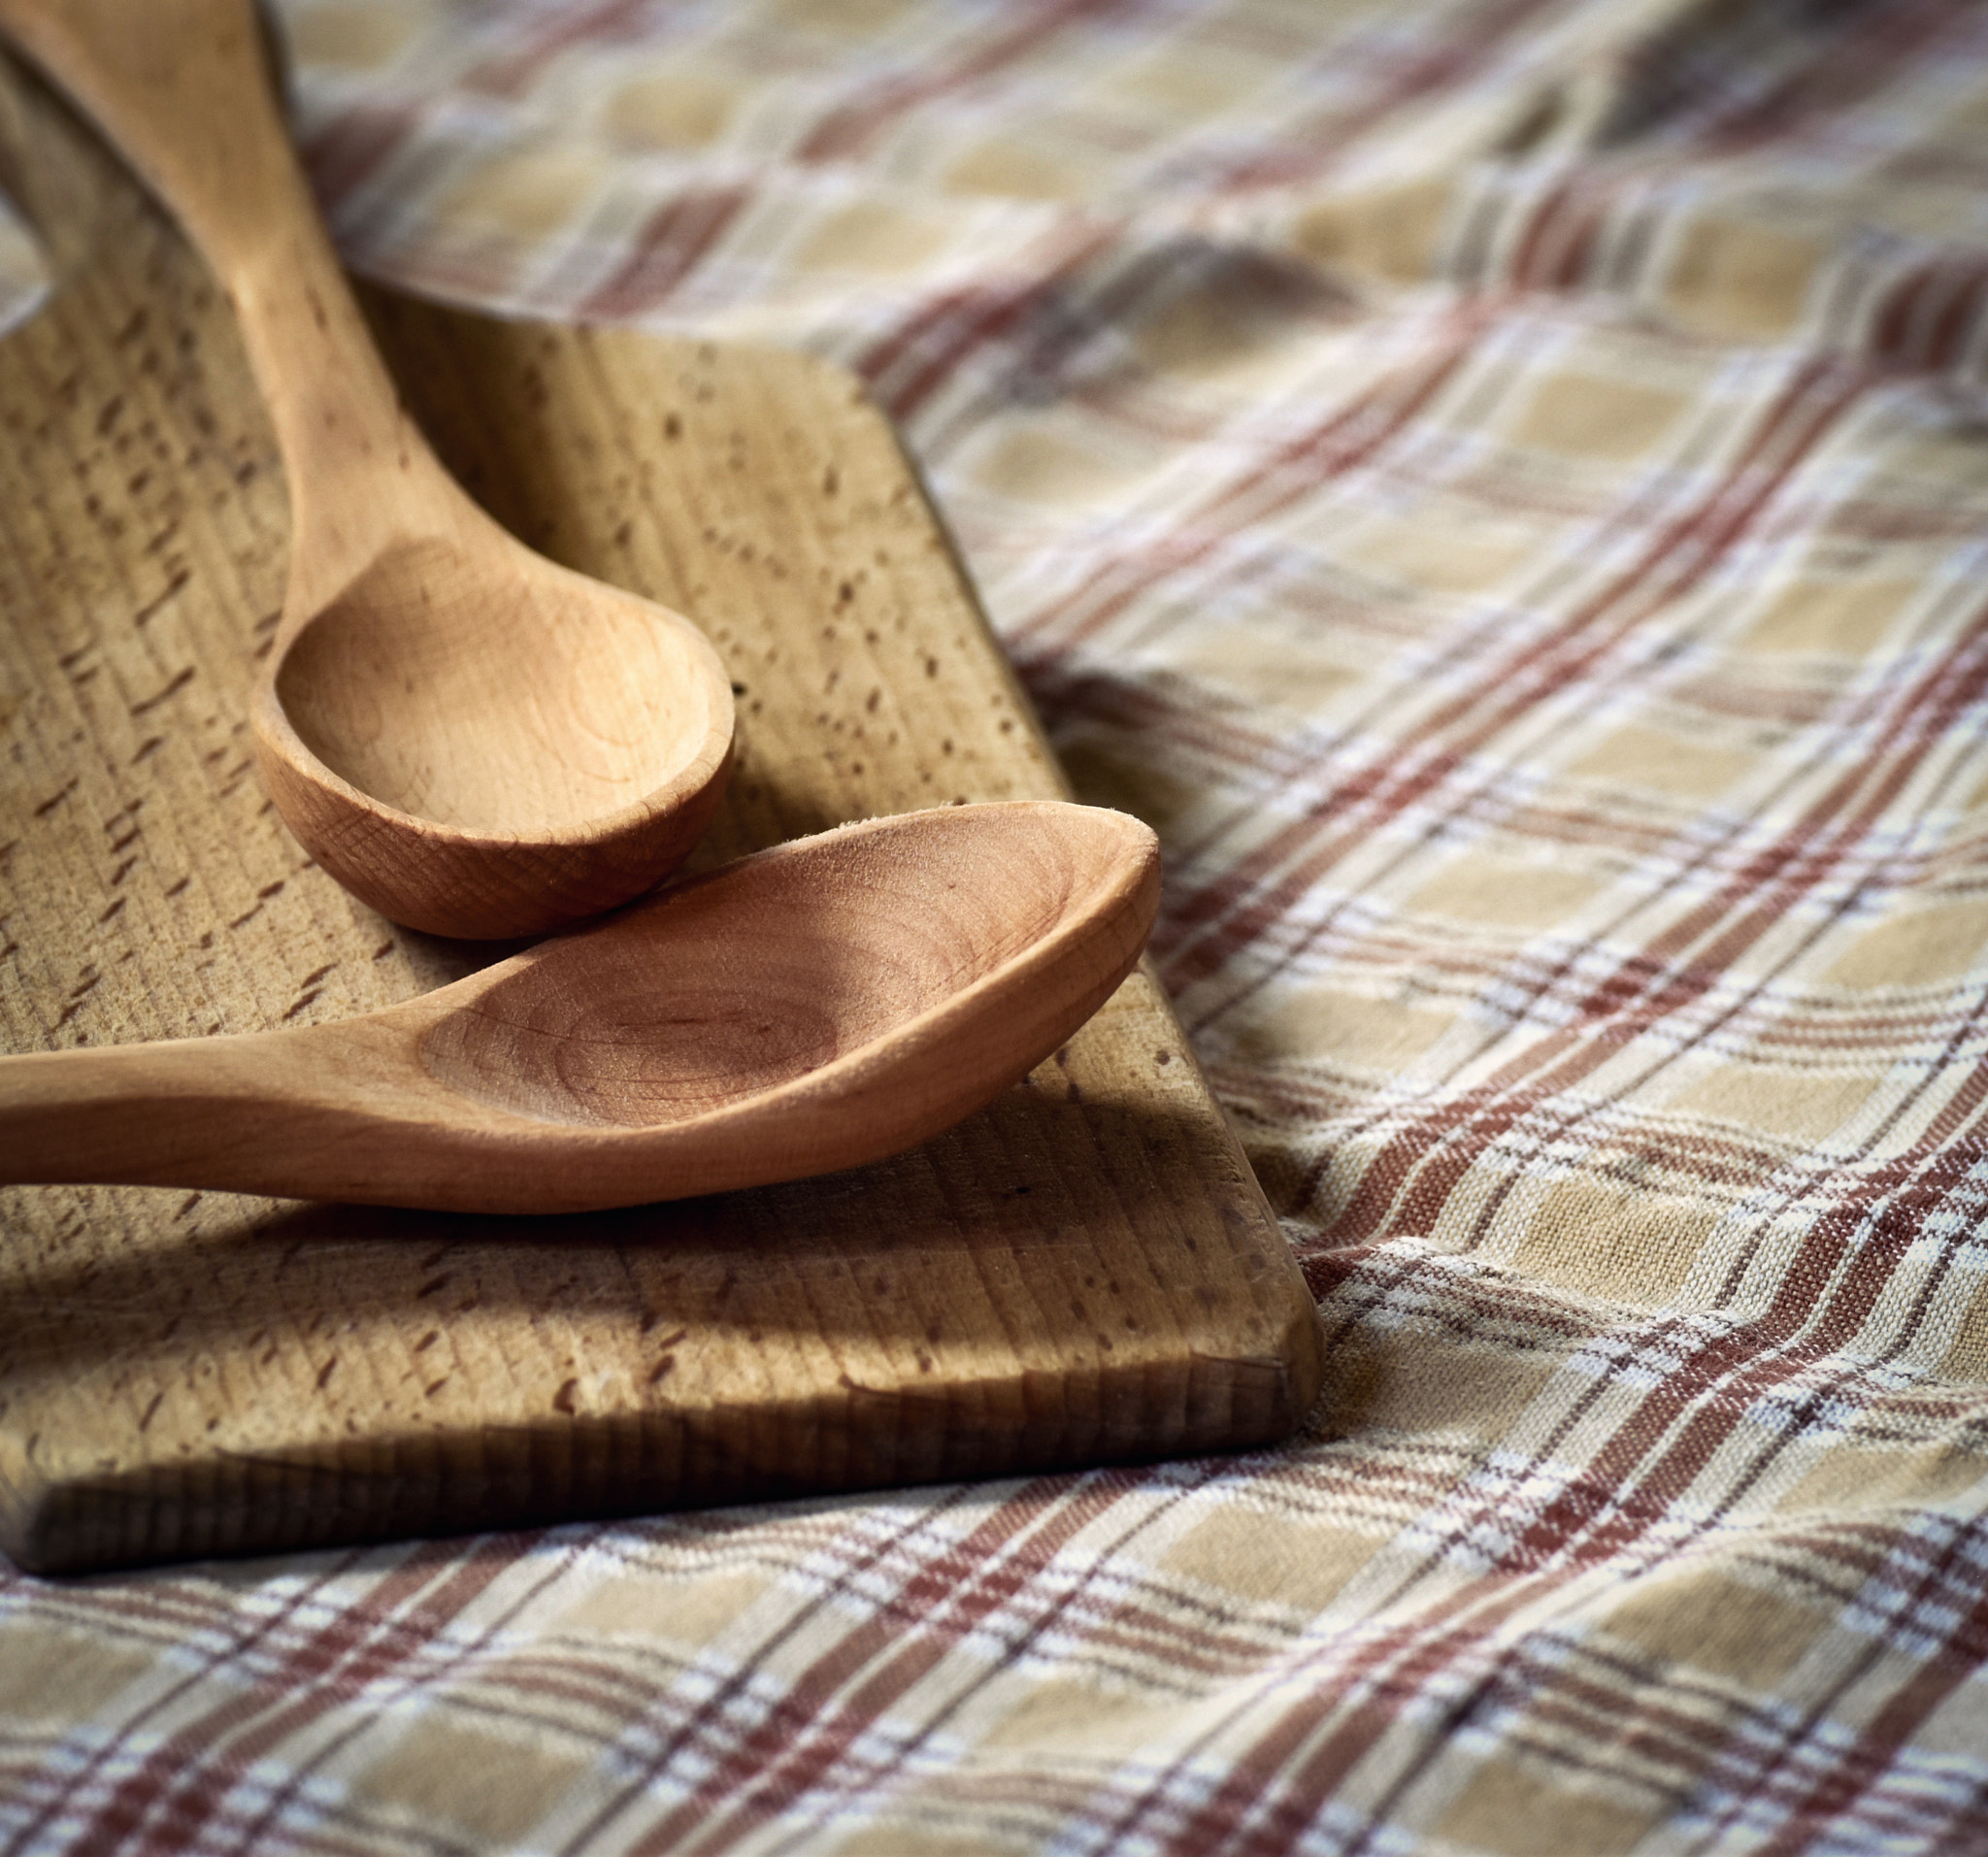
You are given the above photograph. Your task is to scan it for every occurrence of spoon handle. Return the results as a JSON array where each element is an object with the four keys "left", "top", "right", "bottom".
[
  {"left": 0, "top": 1025, "right": 398, "bottom": 1200},
  {"left": 0, "top": 0, "right": 457, "bottom": 606}
]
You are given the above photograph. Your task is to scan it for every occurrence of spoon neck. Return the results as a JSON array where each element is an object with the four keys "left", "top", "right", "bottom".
[
  {"left": 0, "top": 0, "right": 462, "bottom": 588},
  {"left": 0, "top": 1033, "right": 288, "bottom": 1193},
  {"left": 233, "top": 224, "right": 462, "bottom": 546},
  {"left": 0, "top": 1022, "right": 429, "bottom": 1198},
  {"left": 245, "top": 268, "right": 469, "bottom": 621}
]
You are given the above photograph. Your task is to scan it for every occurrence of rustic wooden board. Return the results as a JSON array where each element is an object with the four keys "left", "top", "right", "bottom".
[{"left": 0, "top": 72, "right": 1323, "bottom": 1574}]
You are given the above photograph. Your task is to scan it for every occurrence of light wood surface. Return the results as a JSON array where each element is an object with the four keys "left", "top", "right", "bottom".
[
  {"left": 0, "top": 805, "right": 1161, "bottom": 1211},
  {"left": 0, "top": 62, "right": 1324, "bottom": 1574},
  {"left": 0, "top": 0, "right": 736, "bottom": 939}
]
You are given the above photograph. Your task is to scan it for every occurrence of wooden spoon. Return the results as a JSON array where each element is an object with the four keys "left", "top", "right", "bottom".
[
  {"left": 0, "top": 0, "right": 735, "bottom": 939},
  {"left": 0, "top": 804, "right": 1160, "bottom": 1213}
]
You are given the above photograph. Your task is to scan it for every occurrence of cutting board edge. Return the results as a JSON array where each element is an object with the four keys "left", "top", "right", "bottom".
[{"left": 2, "top": 1309, "right": 1326, "bottom": 1575}]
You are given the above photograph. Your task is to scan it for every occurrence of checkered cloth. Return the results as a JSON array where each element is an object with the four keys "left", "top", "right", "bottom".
[{"left": 9, "top": 0, "right": 1988, "bottom": 1849}]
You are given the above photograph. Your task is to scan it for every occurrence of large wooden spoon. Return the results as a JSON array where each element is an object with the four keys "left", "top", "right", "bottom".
[
  {"left": 0, "top": 0, "right": 734, "bottom": 939},
  {"left": 0, "top": 804, "right": 1159, "bottom": 1213}
]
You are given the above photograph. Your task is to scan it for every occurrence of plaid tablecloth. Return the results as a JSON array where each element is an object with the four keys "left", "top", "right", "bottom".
[{"left": 9, "top": 0, "right": 1988, "bottom": 1850}]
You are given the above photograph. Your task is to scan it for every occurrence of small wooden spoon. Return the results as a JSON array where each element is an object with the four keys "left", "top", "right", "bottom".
[
  {"left": 0, "top": 0, "right": 734, "bottom": 939},
  {"left": 0, "top": 804, "right": 1160, "bottom": 1213}
]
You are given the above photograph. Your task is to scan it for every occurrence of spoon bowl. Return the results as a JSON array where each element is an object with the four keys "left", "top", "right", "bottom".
[
  {"left": 0, "top": 805, "right": 1161, "bottom": 1213},
  {"left": 254, "top": 526, "right": 733, "bottom": 935},
  {"left": 0, "top": 0, "right": 735, "bottom": 937}
]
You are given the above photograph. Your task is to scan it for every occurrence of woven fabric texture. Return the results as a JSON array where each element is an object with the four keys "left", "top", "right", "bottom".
[{"left": 8, "top": 0, "right": 1988, "bottom": 1850}]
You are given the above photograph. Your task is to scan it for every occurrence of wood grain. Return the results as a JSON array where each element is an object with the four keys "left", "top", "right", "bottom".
[
  {"left": 0, "top": 0, "right": 737, "bottom": 941},
  {"left": 0, "top": 68, "right": 1324, "bottom": 1574}
]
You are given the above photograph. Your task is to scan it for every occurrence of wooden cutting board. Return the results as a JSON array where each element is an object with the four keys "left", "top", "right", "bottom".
[{"left": 0, "top": 70, "right": 1323, "bottom": 1574}]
